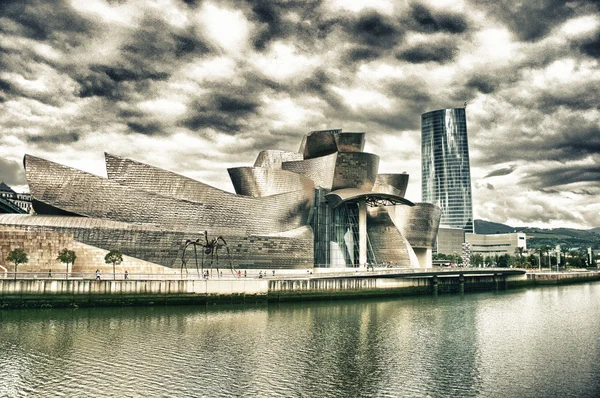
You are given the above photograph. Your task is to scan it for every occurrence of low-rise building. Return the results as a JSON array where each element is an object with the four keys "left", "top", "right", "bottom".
[
  {"left": 465, "top": 232, "right": 526, "bottom": 257},
  {"left": 0, "top": 182, "right": 32, "bottom": 213},
  {"left": 435, "top": 225, "right": 465, "bottom": 255}
]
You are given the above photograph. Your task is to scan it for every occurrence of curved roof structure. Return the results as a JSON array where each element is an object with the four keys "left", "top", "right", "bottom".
[
  {"left": 373, "top": 174, "right": 409, "bottom": 198},
  {"left": 228, "top": 167, "right": 314, "bottom": 197},
  {"left": 331, "top": 152, "right": 379, "bottom": 191},
  {"left": 388, "top": 203, "right": 442, "bottom": 249},
  {"left": 325, "top": 188, "right": 414, "bottom": 208},
  {"left": 253, "top": 150, "right": 303, "bottom": 169},
  {"left": 335, "top": 132, "right": 365, "bottom": 152}
]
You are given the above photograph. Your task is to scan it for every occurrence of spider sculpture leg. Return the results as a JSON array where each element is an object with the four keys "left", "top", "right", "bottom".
[
  {"left": 225, "top": 246, "right": 235, "bottom": 275},
  {"left": 215, "top": 245, "right": 219, "bottom": 275},
  {"left": 181, "top": 241, "right": 191, "bottom": 277},
  {"left": 193, "top": 244, "right": 200, "bottom": 277}
]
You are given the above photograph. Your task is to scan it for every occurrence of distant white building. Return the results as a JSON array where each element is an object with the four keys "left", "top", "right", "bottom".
[{"left": 465, "top": 232, "right": 526, "bottom": 256}]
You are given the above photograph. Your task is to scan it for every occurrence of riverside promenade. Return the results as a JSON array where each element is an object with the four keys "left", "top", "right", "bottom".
[
  {"left": 0, "top": 268, "right": 597, "bottom": 309},
  {"left": 0, "top": 267, "right": 524, "bottom": 309}
]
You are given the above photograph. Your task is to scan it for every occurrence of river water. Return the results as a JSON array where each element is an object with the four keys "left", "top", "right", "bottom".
[{"left": 1, "top": 283, "right": 599, "bottom": 398}]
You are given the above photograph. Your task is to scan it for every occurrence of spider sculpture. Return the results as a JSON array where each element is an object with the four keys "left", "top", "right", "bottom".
[{"left": 180, "top": 231, "right": 235, "bottom": 277}]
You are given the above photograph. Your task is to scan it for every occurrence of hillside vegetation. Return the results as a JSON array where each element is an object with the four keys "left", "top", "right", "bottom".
[{"left": 474, "top": 220, "right": 600, "bottom": 250}]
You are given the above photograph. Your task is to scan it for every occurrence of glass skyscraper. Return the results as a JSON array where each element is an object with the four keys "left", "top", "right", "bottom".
[{"left": 421, "top": 108, "right": 474, "bottom": 233}]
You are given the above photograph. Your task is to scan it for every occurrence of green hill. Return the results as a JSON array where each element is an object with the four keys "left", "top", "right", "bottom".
[
  {"left": 474, "top": 220, "right": 600, "bottom": 250},
  {"left": 474, "top": 220, "right": 515, "bottom": 234}
]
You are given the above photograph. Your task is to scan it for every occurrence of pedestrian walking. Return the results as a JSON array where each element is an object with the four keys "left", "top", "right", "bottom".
[
  {"left": 48, "top": 269, "right": 52, "bottom": 278},
  {"left": 124, "top": 270, "right": 129, "bottom": 280},
  {"left": 95, "top": 269, "right": 101, "bottom": 280}
]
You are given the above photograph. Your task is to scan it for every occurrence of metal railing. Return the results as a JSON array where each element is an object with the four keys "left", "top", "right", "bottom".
[{"left": 0, "top": 270, "right": 280, "bottom": 281}]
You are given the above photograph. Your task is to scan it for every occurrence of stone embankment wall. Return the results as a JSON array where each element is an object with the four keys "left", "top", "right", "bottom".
[
  {"left": 527, "top": 272, "right": 600, "bottom": 285},
  {"left": 0, "top": 279, "right": 268, "bottom": 308},
  {"left": 0, "top": 272, "right": 530, "bottom": 309}
]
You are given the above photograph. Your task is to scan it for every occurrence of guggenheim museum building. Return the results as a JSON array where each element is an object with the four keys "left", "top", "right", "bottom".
[{"left": 0, "top": 130, "right": 442, "bottom": 273}]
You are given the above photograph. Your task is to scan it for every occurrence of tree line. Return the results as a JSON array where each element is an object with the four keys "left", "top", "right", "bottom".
[
  {"left": 434, "top": 245, "right": 594, "bottom": 268},
  {"left": 5, "top": 248, "right": 124, "bottom": 279}
]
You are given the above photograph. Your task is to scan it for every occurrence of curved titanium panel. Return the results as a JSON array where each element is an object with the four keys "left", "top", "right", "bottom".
[
  {"left": 421, "top": 108, "right": 473, "bottom": 233},
  {"left": 388, "top": 202, "right": 442, "bottom": 249},
  {"left": 253, "top": 150, "right": 303, "bottom": 169},
  {"left": 325, "top": 188, "right": 414, "bottom": 208},
  {"left": 302, "top": 130, "right": 339, "bottom": 159},
  {"left": 373, "top": 174, "right": 409, "bottom": 198},
  {"left": 282, "top": 152, "right": 337, "bottom": 189},
  {"left": 105, "top": 153, "right": 233, "bottom": 202},
  {"left": 26, "top": 154, "right": 313, "bottom": 236},
  {"left": 332, "top": 152, "right": 380, "bottom": 191},
  {"left": 366, "top": 206, "right": 419, "bottom": 267},
  {"left": 228, "top": 167, "right": 314, "bottom": 197},
  {"left": 335, "top": 132, "right": 365, "bottom": 152}
]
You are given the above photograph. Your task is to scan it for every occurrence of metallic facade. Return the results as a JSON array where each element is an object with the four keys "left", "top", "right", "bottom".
[
  {"left": 2, "top": 129, "right": 442, "bottom": 271},
  {"left": 373, "top": 173, "right": 409, "bottom": 198},
  {"left": 421, "top": 108, "right": 474, "bottom": 233}
]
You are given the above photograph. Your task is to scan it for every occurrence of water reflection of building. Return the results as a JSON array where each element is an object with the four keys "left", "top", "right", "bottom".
[
  {"left": 0, "top": 130, "right": 442, "bottom": 273},
  {"left": 421, "top": 108, "right": 474, "bottom": 233}
]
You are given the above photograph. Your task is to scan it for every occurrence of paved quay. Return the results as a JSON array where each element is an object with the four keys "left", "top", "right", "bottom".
[{"left": 0, "top": 267, "right": 533, "bottom": 309}]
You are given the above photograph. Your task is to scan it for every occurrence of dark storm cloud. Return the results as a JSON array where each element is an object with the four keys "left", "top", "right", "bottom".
[
  {"left": 467, "top": 76, "right": 499, "bottom": 95},
  {"left": 408, "top": 4, "right": 469, "bottom": 34},
  {"left": 345, "top": 46, "right": 381, "bottom": 62},
  {"left": 28, "top": 132, "right": 80, "bottom": 145},
  {"left": 70, "top": 15, "right": 210, "bottom": 100},
  {"left": 485, "top": 166, "right": 516, "bottom": 178},
  {"left": 476, "top": 0, "right": 598, "bottom": 42},
  {"left": 250, "top": 0, "right": 286, "bottom": 50},
  {"left": 182, "top": 94, "right": 262, "bottom": 134},
  {"left": 544, "top": 188, "right": 599, "bottom": 196},
  {"left": 93, "top": 66, "right": 169, "bottom": 83},
  {"left": 0, "top": 0, "right": 96, "bottom": 43},
  {"left": 543, "top": 124, "right": 600, "bottom": 161},
  {"left": 396, "top": 41, "right": 458, "bottom": 64},
  {"left": 578, "top": 32, "right": 600, "bottom": 58},
  {"left": 539, "top": 188, "right": 561, "bottom": 194},
  {"left": 523, "top": 165, "right": 600, "bottom": 189},
  {"left": 288, "top": 69, "right": 347, "bottom": 112},
  {"left": 0, "top": 158, "right": 27, "bottom": 186},
  {"left": 126, "top": 122, "right": 163, "bottom": 136},
  {"left": 247, "top": 0, "right": 333, "bottom": 50},
  {"left": 0, "top": 79, "right": 14, "bottom": 95},
  {"left": 347, "top": 11, "right": 403, "bottom": 49},
  {"left": 477, "top": 116, "right": 600, "bottom": 167},
  {"left": 537, "top": 84, "right": 600, "bottom": 113},
  {"left": 122, "top": 17, "right": 210, "bottom": 62}
]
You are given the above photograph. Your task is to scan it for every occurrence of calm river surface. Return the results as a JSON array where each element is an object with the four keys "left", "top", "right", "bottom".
[{"left": 1, "top": 283, "right": 599, "bottom": 398}]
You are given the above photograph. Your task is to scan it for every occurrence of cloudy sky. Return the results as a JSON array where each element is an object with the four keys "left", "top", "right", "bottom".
[{"left": 0, "top": 0, "right": 599, "bottom": 229}]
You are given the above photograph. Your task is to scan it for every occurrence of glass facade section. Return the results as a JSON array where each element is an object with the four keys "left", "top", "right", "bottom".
[
  {"left": 421, "top": 108, "right": 474, "bottom": 233},
  {"left": 312, "top": 188, "right": 376, "bottom": 267}
]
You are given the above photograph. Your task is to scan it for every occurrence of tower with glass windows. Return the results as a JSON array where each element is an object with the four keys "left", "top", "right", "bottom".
[{"left": 421, "top": 108, "right": 474, "bottom": 233}]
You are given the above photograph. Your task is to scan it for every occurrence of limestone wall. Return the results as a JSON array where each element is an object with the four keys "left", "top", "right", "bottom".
[{"left": 0, "top": 229, "right": 173, "bottom": 275}]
